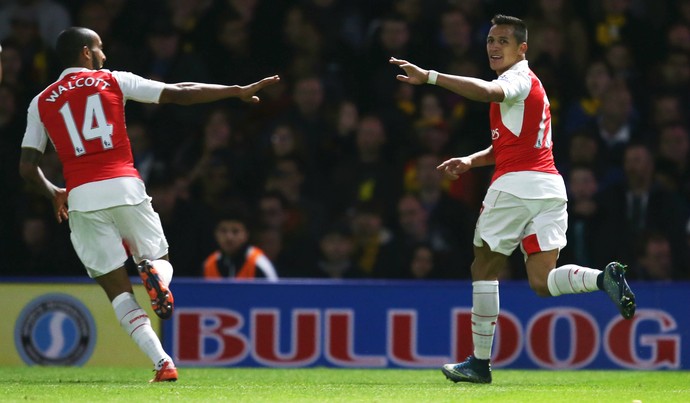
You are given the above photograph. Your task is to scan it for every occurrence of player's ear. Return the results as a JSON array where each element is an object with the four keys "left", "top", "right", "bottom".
[
  {"left": 519, "top": 42, "right": 528, "bottom": 56},
  {"left": 81, "top": 45, "right": 91, "bottom": 61}
]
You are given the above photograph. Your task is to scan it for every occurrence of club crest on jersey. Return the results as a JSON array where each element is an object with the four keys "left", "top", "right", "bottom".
[{"left": 491, "top": 128, "right": 500, "bottom": 140}]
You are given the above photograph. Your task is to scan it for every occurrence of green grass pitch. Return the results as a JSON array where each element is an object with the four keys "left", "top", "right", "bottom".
[{"left": 1, "top": 367, "right": 689, "bottom": 402}]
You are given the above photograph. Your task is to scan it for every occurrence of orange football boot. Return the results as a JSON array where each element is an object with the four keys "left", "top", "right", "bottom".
[
  {"left": 150, "top": 361, "right": 178, "bottom": 383},
  {"left": 137, "top": 259, "right": 174, "bottom": 320}
]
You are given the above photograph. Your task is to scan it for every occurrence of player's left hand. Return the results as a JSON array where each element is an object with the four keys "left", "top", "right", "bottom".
[
  {"left": 239, "top": 75, "right": 281, "bottom": 103},
  {"left": 389, "top": 57, "right": 428, "bottom": 85},
  {"left": 52, "top": 188, "right": 69, "bottom": 223},
  {"left": 437, "top": 157, "right": 472, "bottom": 180}
]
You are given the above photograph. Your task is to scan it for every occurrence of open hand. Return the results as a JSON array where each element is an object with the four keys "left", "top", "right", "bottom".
[
  {"left": 389, "top": 57, "right": 428, "bottom": 85},
  {"left": 239, "top": 75, "right": 281, "bottom": 103}
]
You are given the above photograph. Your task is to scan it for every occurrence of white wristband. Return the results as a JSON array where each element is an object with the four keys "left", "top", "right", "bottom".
[{"left": 427, "top": 70, "right": 438, "bottom": 85}]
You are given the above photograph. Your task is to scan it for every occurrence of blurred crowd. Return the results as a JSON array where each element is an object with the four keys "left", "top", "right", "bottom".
[{"left": 0, "top": 0, "right": 689, "bottom": 281}]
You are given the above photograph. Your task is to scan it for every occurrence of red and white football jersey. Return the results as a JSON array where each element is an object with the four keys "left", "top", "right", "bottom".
[
  {"left": 22, "top": 68, "right": 165, "bottom": 211},
  {"left": 488, "top": 60, "right": 566, "bottom": 200}
]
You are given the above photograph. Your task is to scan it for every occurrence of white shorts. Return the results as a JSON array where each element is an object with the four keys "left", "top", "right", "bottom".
[
  {"left": 68, "top": 198, "right": 169, "bottom": 278},
  {"left": 473, "top": 189, "right": 568, "bottom": 258}
]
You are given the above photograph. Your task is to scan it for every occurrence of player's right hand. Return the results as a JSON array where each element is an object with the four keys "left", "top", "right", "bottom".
[{"left": 389, "top": 57, "right": 427, "bottom": 85}]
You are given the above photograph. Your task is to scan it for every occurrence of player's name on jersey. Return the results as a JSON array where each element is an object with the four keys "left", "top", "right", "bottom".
[{"left": 44, "top": 76, "right": 111, "bottom": 103}]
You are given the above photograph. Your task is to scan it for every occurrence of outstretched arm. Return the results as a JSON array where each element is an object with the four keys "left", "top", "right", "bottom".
[
  {"left": 19, "top": 148, "right": 68, "bottom": 223},
  {"left": 389, "top": 57, "right": 504, "bottom": 103},
  {"left": 436, "top": 146, "right": 495, "bottom": 180},
  {"left": 158, "top": 75, "right": 280, "bottom": 105}
]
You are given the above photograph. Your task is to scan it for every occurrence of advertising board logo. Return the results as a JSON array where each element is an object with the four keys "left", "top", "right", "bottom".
[{"left": 14, "top": 294, "right": 96, "bottom": 366}]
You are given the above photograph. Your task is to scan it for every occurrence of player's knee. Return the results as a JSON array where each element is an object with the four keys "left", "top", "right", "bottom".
[{"left": 528, "top": 276, "right": 551, "bottom": 297}]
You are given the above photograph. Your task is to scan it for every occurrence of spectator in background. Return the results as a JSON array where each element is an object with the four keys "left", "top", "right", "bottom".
[
  {"left": 255, "top": 190, "right": 316, "bottom": 277},
  {"left": 527, "top": 23, "right": 579, "bottom": 132},
  {"left": 633, "top": 232, "right": 675, "bottom": 281},
  {"left": 433, "top": 7, "right": 484, "bottom": 73},
  {"left": 375, "top": 80, "right": 417, "bottom": 154},
  {"left": 524, "top": 0, "right": 589, "bottom": 74},
  {"left": 264, "top": 155, "right": 325, "bottom": 243},
  {"left": 394, "top": 193, "right": 468, "bottom": 278},
  {"left": 0, "top": 0, "right": 71, "bottom": 48},
  {"left": 162, "top": 0, "right": 215, "bottom": 53},
  {"left": 175, "top": 106, "right": 258, "bottom": 205},
  {"left": 363, "top": 13, "right": 424, "bottom": 111},
  {"left": 300, "top": 0, "right": 366, "bottom": 53},
  {"left": 256, "top": 123, "right": 316, "bottom": 196},
  {"left": 281, "top": 6, "right": 325, "bottom": 78},
  {"left": 0, "top": 42, "right": 43, "bottom": 106},
  {"left": 589, "top": 0, "right": 659, "bottom": 70},
  {"left": 276, "top": 75, "right": 336, "bottom": 188},
  {"left": 194, "top": 153, "right": 250, "bottom": 216},
  {"left": 598, "top": 143, "right": 689, "bottom": 275},
  {"left": 588, "top": 80, "right": 645, "bottom": 182},
  {"left": 395, "top": 193, "right": 430, "bottom": 247},
  {"left": 0, "top": 84, "right": 24, "bottom": 179},
  {"left": 664, "top": 21, "right": 690, "bottom": 54},
  {"left": 202, "top": 10, "right": 261, "bottom": 86},
  {"left": 414, "top": 153, "right": 474, "bottom": 262},
  {"left": 283, "top": 5, "right": 355, "bottom": 98},
  {"left": 328, "top": 115, "right": 402, "bottom": 222},
  {"left": 75, "top": 0, "right": 134, "bottom": 72},
  {"left": 18, "top": 208, "right": 82, "bottom": 276},
  {"left": 301, "top": 221, "right": 366, "bottom": 279},
  {"left": 128, "top": 121, "right": 166, "bottom": 184},
  {"left": 0, "top": 83, "right": 25, "bottom": 268},
  {"left": 1, "top": 7, "right": 57, "bottom": 89},
  {"left": 673, "top": 0, "right": 690, "bottom": 26},
  {"left": 401, "top": 242, "right": 446, "bottom": 279},
  {"left": 413, "top": 90, "right": 449, "bottom": 134},
  {"left": 403, "top": 121, "right": 450, "bottom": 172},
  {"left": 648, "top": 92, "right": 686, "bottom": 130},
  {"left": 328, "top": 99, "right": 359, "bottom": 163},
  {"left": 559, "top": 165, "right": 607, "bottom": 269},
  {"left": 349, "top": 201, "right": 399, "bottom": 278},
  {"left": 556, "top": 130, "right": 601, "bottom": 179},
  {"left": 135, "top": 18, "right": 211, "bottom": 155},
  {"left": 653, "top": 49, "right": 690, "bottom": 98},
  {"left": 654, "top": 122, "right": 690, "bottom": 205},
  {"left": 390, "top": 0, "right": 431, "bottom": 42},
  {"left": 203, "top": 209, "right": 278, "bottom": 281},
  {"left": 603, "top": 41, "right": 647, "bottom": 110},
  {"left": 253, "top": 226, "right": 285, "bottom": 275},
  {"left": 148, "top": 174, "right": 216, "bottom": 278},
  {"left": 563, "top": 59, "right": 613, "bottom": 137},
  {"left": 413, "top": 121, "right": 453, "bottom": 160}
]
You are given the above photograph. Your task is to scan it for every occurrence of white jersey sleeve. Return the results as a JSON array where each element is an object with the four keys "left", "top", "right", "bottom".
[
  {"left": 111, "top": 70, "right": 166, "bottom": 104},
  {"left": 21, "top": 96, "right": 49, "bottom": 152},
  {"left": 493, "top": 61, "right": 532, "bottom": 104}
]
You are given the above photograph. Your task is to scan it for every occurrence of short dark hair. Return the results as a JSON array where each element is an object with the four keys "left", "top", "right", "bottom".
[
  {"left": 55, "top": 27, "right": 96, "bottom": 67},
  {"left": 491, "top": 14, "right": 528, "bottom": 44},
  {"left": 214, "top": 208, "right": 250, "bottom": 230}
]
